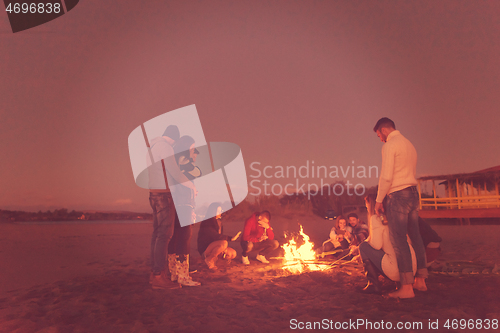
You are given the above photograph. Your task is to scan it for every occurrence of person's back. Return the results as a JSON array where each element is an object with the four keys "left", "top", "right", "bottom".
[
  {"left": 198, "top": 216, "right": 225, "bottom": 256},
  {"left": 379, "top": 132, "right": 417, "bottom": 195}
]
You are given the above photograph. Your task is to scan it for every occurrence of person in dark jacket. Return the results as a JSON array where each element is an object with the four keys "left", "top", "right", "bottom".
[
  {"left": 198, "top": 202, "right": 241, "bottom": 270},
  {"left": 418, "top": 217, "right": 442, "bottom": 266}
]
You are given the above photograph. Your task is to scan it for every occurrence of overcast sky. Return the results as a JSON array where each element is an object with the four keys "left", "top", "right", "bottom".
[{"left": 1, "top": 1, "right": 499, "bottom": 212}]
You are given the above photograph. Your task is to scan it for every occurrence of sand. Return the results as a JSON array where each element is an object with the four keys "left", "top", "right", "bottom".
[{"left": 1, "top": 216, "right": 499, "bottom": 333}]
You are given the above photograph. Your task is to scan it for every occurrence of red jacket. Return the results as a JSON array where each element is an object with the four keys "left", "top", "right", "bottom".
[{"left": 242, "top": 212, "right": 275, "bottom": 242}]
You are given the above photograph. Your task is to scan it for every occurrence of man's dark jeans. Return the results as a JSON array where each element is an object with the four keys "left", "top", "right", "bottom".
[
  {"left": 386, "top": 186, "right": 428, "bottom": 284},
  {"left": 149, "top": 192, "right": 176, "bottom": 274}
]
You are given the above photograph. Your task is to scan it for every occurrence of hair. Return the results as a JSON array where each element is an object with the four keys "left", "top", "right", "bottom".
[
  {"left": 364, "top": 194, "right": 376, "bottom": 216},
  {"left": 364, "top": 194, "right": 387, "bottom": 225},
  {"left": 373, "top": 117, "right": 396, "bottom": 132},
  {"left": 347, "top": 213, "right": 358, "bottom": 220},
  {"left": 258, "top": 210, "right": 271, "bottom": 221},
  {"left": 163, "top": 125, "right": 180, "bottom": 141},
  {"left": 335, "top": 215, "right": 347, "bottom": 229},
  {"left": 205, "top": 202, "right": 223, "bottom": 221}
]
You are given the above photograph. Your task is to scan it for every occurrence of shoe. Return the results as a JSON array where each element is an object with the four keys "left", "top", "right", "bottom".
[
  {"left": 151, "top": 271, "right": 176, "bottom": 290},
  {"left": 167, "top": 254, "right": 178, "bottom": 281},
  {"left": 256, "top": 254, "right": 269, "bottom": 264},
  {"left": 176, "top": 255, "right": 201, "bottom": 286},
  {"left": 242, "top": 256, "right": 250, "bottom": 265},
  {"left": 361, "top": 260, "right": 381, "bottom": 294}
]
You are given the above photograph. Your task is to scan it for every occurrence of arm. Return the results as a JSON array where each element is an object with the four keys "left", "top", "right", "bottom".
[
  {"left": 376, "top": 143, "right": 396, "bottom": 204},
  {"left": 198, "top": 220, "right": 225, "bottom": 244},
  {"left": 329, "top": 227, "right": 337, "bottom": 241},
  {"left": 163, "top": 154, "right": 196, "bottom": 191},
  {"left": 358, "top": 224, "right": 369, "bottom": 243},
  {"left": 325, "top": 228, "right": 341, "bottom": 248},
  {"left": 367, "top": 216, "right": 384, "bottom": 250},
  {"left": 242, "top": 215, "right": 260, "bottom": 243},
  {"left": 219, "top": 224, "right": 234, "bottom": 242},
  {"left": 266, "top": 226, "right": 275, "bottom": 240}
]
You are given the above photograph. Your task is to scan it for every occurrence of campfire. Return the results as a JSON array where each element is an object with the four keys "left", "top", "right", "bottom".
[{"left": 281, "top": 225, "right": 331, "bottom": 274}]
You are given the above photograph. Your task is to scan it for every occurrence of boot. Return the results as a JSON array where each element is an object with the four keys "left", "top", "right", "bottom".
[
  {"left": 151, "top": 270, "right": 176, "bottom": 290},
  {"left": 167, "top": 254, "right": 178, "bottom": 281},
  {"left": 176, "top": 255, "right": 201, "bottom": 286},
  {"left": 361, "top": 259, "right": 381, "bottom": 294}
]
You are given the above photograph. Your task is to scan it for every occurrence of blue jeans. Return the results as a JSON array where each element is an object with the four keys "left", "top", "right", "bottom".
[
  {"left": 359, "top": 241, "right": 385, "bottom": 275},
  {"left": 241, "top": 239, "right": 279, "bottom": 257},
  {"left": 149, "top": 192, "right": 176, "bottom": 274},
  {"left": 386, "top": 186, "right": 428, "bottom": 285}
]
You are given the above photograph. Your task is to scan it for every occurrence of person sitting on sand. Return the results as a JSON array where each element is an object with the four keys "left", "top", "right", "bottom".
[
  {"left": 418, "top": 217, "right": 442, "bottom": 267},
  {"left": 197, "top": 202, "right": 241, "bottom": 270},
  {"left": 344, "top": 213, "right": 370, "bottom": 260},
  {"left": 347, "top": 213, "right": 369, "bottom": 246},
  {"left": 358, "top": 194, "right": 417, "bottom": 294},
  {"left": 241, "top": 211, "right": 279, "bottom": 265},
  {"left": 316, "top": 215, "right": 352, "bottom": 256}
]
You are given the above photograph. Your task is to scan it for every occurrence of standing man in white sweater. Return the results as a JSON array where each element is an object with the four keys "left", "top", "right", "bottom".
[{"left": 373, "top": 118, "right": 428, "bottom": 299}]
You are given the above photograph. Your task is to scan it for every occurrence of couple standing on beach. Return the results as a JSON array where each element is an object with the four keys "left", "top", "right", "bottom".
[{"left": 148, "top": 125, "right": 201, "bottom": 289}]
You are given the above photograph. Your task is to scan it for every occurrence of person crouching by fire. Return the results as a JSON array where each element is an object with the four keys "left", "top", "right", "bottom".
[
  {"left": 197, "top": 202, "right": 241, "bottom": 271},
  {"left": 240, "top": 211, "right": 279, "bottom": 265},
  {"left": 358, "top": 194, "right": 417, "bottom": 294}
]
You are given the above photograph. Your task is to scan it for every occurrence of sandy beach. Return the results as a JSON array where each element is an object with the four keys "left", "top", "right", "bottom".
[{"left": 1, "top": 215, "right": 499, "bottom": 333}]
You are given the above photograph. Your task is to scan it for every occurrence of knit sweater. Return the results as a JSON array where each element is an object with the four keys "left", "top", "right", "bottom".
[{"left": 376, "top": 130, "right": 418, "bottom": 203}]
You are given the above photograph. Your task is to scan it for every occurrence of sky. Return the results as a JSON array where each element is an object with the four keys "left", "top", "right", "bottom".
[{"left": 1, "top": 0, "right": 499, "bottom": 213}]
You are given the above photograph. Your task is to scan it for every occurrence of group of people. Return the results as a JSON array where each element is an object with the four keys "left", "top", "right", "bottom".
[
  {"left": 147, "top": 117, "right": 440, "bottom": 299},
  {"left": 316, "top": 117, "right": 441, "bottom": 299},
  {"left": 147, "top": 125, "right": 279, "bottom": 289},
  {"left": 198, "top": 209, "right": 279, "bottom": 269}
]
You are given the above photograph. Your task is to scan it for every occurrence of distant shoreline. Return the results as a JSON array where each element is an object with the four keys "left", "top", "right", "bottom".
[
  {"left": 0, "top": 208, "right": 152, "bottom": 223},
  {"left": 13, "top": 220, "right": 153, "bottom": 225}
]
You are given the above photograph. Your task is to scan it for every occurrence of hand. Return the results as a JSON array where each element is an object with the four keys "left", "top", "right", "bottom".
[
  {"left": 374, "top": 202, "right": 384, "bottom": 216},
  {"left": 259, "top": 234, "right": 268, "bottom": 242},
  {"left": 231, "top": 231, "right": 242, "bottom": 242},
  {"left": 258, "top": 221, "right": 270, "bottom": 229}
]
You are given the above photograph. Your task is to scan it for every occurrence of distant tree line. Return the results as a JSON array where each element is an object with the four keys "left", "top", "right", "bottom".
[
  {"left": 0, "top": 208, "right": 152, "bottom": 222},
  {"left": 224, "top": 181, "right": 375, "bottom": 221}
]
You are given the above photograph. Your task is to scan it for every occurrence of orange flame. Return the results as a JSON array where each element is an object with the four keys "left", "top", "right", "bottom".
[{"left": 282, "top": 225, "right": 329, "bottom": 274}]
